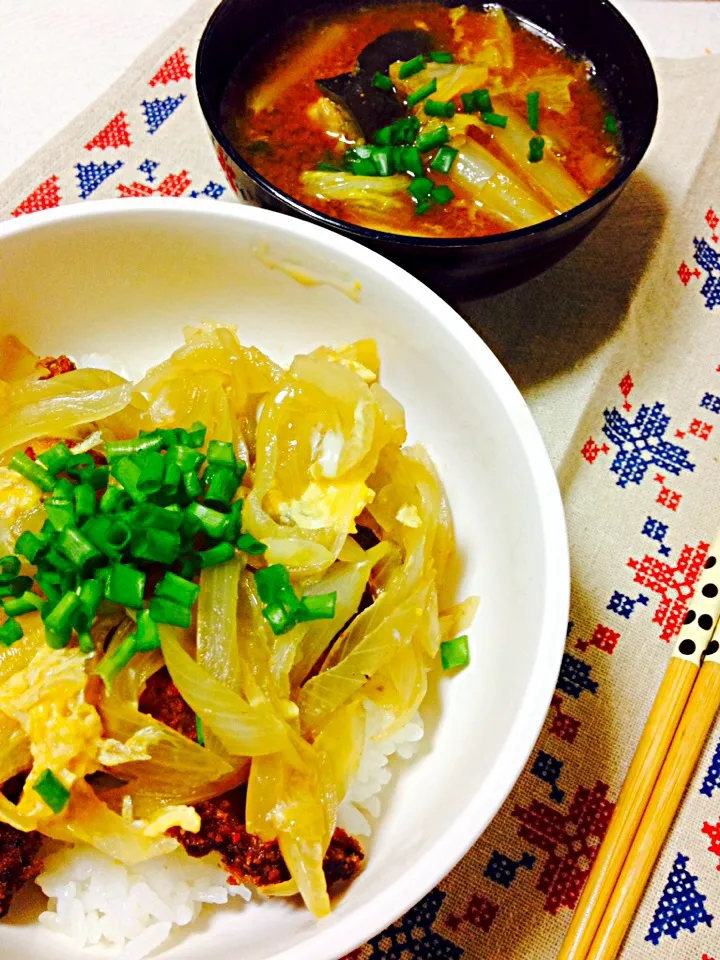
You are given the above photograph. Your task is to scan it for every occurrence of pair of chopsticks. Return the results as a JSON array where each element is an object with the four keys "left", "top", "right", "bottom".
[{"left": 558, "top": 530, "right": 720, "bottom": 960}]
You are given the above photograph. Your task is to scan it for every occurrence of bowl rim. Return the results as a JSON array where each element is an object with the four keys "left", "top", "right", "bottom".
[
  {"left": 195, "top": 0, "right": 659, "bottom": 250},
  {"left": 0, "top": 197, "right": 570, "bottom": 960}
]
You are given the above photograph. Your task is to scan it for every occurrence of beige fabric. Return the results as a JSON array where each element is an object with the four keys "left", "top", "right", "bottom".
[{"left": 2, "top": 3, "right": 720, "bottom": 956}]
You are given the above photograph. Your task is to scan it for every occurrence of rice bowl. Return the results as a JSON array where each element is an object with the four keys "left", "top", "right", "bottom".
[{"left": 0, "top": 199, "right": 568, "bottom": 960}]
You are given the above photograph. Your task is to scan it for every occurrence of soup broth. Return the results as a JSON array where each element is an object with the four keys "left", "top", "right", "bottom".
[{"left": 222, "top": 3, "right": 621, "bottom": 239}]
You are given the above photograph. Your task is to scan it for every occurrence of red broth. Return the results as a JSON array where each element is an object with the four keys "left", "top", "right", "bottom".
[{"left": 222, "top": 3, "right": 621, "bottom": 239}]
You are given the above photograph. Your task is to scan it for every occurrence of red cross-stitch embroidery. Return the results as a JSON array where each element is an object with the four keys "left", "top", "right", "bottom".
[
  {"left": 149, "top": 47, "right": 192, "bottom": 86},
  {"left": 618, "top": 372, "right": 634, "bottom": 411},
  {"left": 678, "top": 261, "right": 702, "bottom": 285},
  {"left": 702, "top": 820, "right": 720, "bottom": 871},
  {"left": 628, "top": 540, "right": 710, "bottom": 643},
  {"left": 654, "top": 474, "right": 682, "bottom": 511},
  {"left": 84, "top": 111, "right": 132, "bottom": 151},
  {"left": 10, "top": 175, "right": 61, "bottom": 217},
  {"left": 581, "top": 438, "right": 610, "bottom": 464},
  {"left": 549, "top": 695, "right": 581, "bottom": 744},
  {"left": 445, "top": 894, "right": 499, "bottom": 934},
  {"left": 117, "top": 170, "right": 192, "bottom": 198},
  {"left": 707, "top": 207, "right": 719, "bottom": 243},
  {"left": 575, "top": 623, "right": 619, "bottom": 655},
  {"left": 512, "top": 781, "right": 614, "bottom": 915}
]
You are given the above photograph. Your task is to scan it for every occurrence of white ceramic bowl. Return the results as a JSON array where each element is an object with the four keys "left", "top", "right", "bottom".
[{"left": 0, "top": 199, "right": 568, "bottom": 960}]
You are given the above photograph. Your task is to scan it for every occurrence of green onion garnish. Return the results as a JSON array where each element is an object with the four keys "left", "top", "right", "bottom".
[
  {"left": 430, "top": 145, "right": 458, "bottom": 174},
  {"left": 255, "top": 564, "right": 292, "bottom": 603},
  {"left": 196, "top": 715, "right": 205, "bottom": 747},
  {"left": 429, "top": 50, "right": 454, "bottom": 63},
  {"left": 461, "top": 88, "right": 493, "bottom": 114},
  {"left": 197, "top": 542, "right": 235, "bottom": 568},
  {"left": 408, "top": 176, "right": 435, "bottom": 201},
  {"left": 407, "top": 78, "right": 438, "bottom": 109},
  {"left": 37, "top": 442, "right": 72, "bottom": 476},
  {"left": 0, "top": 618, "right": 23, "bottom": 647},
  {"left": 440, "top": 634, "right": 470, "bottom": 670},
  {"left": 14, "top": 532, "right": 43, "bottom": 564},
  {"left": 431, "top": 185, "right": 455, "bottom": 205},
  {"left": 56, "top": 527, "right": 103, "bottom": 572},
  {"left": 3, "top": 592, "right": 43, "bottom": 617},
  {"left": 135, "top": 609, "right": 161, "bottom": 653},
  {"left": 43, "top": 591, "right": 81, "bottom": 646},
  {"left": 148, "top": 597, "right": 192, "bottom": 628},
  {"left": 236, "top": 532, "right": 268, "bottom": 556},
  {"left": 0, "top": 556, "right": 21, "bottom": 583},
  {"left": 424, "top": 99, "right": 456, "bottom": 119},
  {"left": 398, "top": 54, "right": 426, "bottom": 79},
  {"left": 393, "top": 145, "right": 423, "bottom": 176},
  {"left": 297, "top": 593, "right": 337, "bottom": 622},
  {"left": 416, "top": 125, "right": 450, "bottom": 153},
  {"left": 527, "top": 91, "right": 540, "bottom": 132},
  {"left": 316, "top": 161, "right": 341, "bottom": 172},
  {"left": 528, "top": 135, "right": 545, "bottom": 163},
  {"left": 372, "top": 71, "right": 393, "bottom": 91},
  {"left": 106, "top": 563, "right": 146, "bottom": 609},
  {"left": 155, "top": 571, "right": 201, "bottom": 608},
  {"left": 605, "top": 113, "right": 618, "bottom": 134},
  {"left": 263, "top": 602, "right": 294, "bottom": 635},
  {"left": 482, "top": 112, "right": 508, "bottom": 128},
  {"left": 414, "top": 198, "right": 435, "bottom": 216},
  {"left": 204, "top": 467, "right": 239, "bottom": 511},
  {"left": 33, "top": 769, "right": 70, "bottom": 814},
  {"left": 104, "top": 434, "right": 164, "bottom": 461},
  {"left": 371, "top": 145, "right": 393, "bottom": 177},
  {"left": 9, "top": 451, "right": 54, "bottom": 492},
  {"left": 96, "top": 631, "right": 138, "bottom": 687},
  {"left": 373, "top": 116, "right": 420, "bottom": 148}
]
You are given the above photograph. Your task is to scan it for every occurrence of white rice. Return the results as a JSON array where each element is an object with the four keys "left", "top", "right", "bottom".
[
  {"left": 33, "top": 702, "right": 423, "bottom": 958},
  {"left": 36, "top": 845, "right": 250, "bottom": 959}
]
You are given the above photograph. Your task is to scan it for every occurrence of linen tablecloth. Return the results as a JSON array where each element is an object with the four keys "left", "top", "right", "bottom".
[{"left": 2, "top": 3, "right": 720, "bottom": 957}]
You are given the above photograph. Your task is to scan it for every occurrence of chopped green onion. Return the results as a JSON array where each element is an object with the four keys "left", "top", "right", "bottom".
[
  {"left": 82, "top": 515, "right": 131, "bottom": 559},
  {"left": 99, "top": 486, "right": 130, "bottom": 515},
  {"left": 0, "top": 618, "right": 23, "bottom": 647},
  {"left": 185, "top": 502, "right": 229, "bottom": 539},
  {"left": 33, "top": 769, "right": 70, "bottom": 814},
  {"left": 195, "top": 715, "right": 205, "bottom": 746},
  {"left": 44, "top": 498, "right": 75, "bottom": 531},
  {"left": 408, "top": 176, "right": 434, "bottom": 200},
  {"left": 9, "top": 451, "right": 54, "bottom": 492},
  {"left": 424, "top": 98, "right": 456, "bottom": 119},
  {"left": 398, "top": 54, "right": 426, "bottom": 79},
  {"left": 37, "top": 442, "right": 72, "bottom": 475},
  {"left": 415, "top": 198, "right": 435, "bottom": 216},
  {"left": 345, "top": 157, "right": 377, "bottom": 176},
  {"left": 77, "top": 631, "right": 95, "bottom": 654},
  {"left": 394, "top": 145, "right": 423, "bottom": 176},
  {"left": 64, "top": 453, "right": 96, "bottom": 483},
  {"left": 43, "top": 591, "right": 81, "bottom": 644},
  {"left": 15, "top": 531, "right": 44, "bottom": 564},
  {"left": 110, "top": 457, "right": 146, "bottom": 504},
  {"left": 372, "top": 71, "right": 393, "bottom": 91},
  {"left": 85, "top": 465, "right": 110, "bottom": 491},
  {"left": 135, "top": 609, "right": 161, "bottom": 652},
  {"left": 526, "top": 90, "right": 540, "bottom": 131},
  {"left": 605, "top": 113, "right": 618, "bottom": 134},
  {"left": 182, "top": 469, "right": 203, "bottom": 500},
  {"left": 461, "top": 88, "right": 493, "bottom": 114},
  {"left": 131, "top": 528, "right": 181, "bottom": 565},
  {"left": 407, "top": 77, "right": 437, "bottom": 109},
  {"left": 136, "top": 452, "right": 165, "bottom": 493},
  {"left": 52, "top": 478, "right": 75, "bottom": 500},
  {"left": 105, "top": 563, "right": 146, "bottom": 609},
  {"left": 104, "top": 434, "right": 164, "bottom": 461},
  {"left": 206, "top": 440, "right": 237, "bottom": 470},
  {"left": 528, "top": 135, "right": 545, "bottom": 163},
  {"left": 262, "top": 602, "right": 294, "bottom": 635},
  {"left": 236, "top": 532, "right": 268, "bottom": 556},
  {"left": 56, "top": 527, "right": 103, "bottom": 571},
  {"left": 186, "top": 422, "right": 207, "bottom": 448},
  {"left": 3, "top": 592, "right": 43, "bottom": 617},
  {"left": 0, "top": 556, "right": 21, "bottom": 583},
  {"left": 254, "top": 564, "right": 291, "bottom": 603},
  {"left": 166, "top": 445, "right": 205, "bottom": 474},
  {"left": 430, "top": 145, "right": 458, "bottom": 173},
  {"left": 371, "top": 145, "right": 393, "bottom": 177},
  {"left": 204, "top": 467, "right": 238, "bottom": 511},
  {"left": 416, "top": 125, "right": 449, "bottom": 153},
  {"left": 35, "top": 572, "right": 62, "bottom": 607},
  {"left": 430, "top": 50, "right": 454, "bottom": 63},
  {"left": 482, "top": 112, "right": 508, "bottom": 128},
  {"left": 148, "top": 597, "right": 192, "bottom": 628},
  {"left": 177, "top": 555, "right": 201, "bottom": 580},
  {"left": 130, "top": 503, "right": 184, "bottom": 532},
  {"left": 197, "top": 542, "right": 235, "bottom": 568},
  {"left": 374, "top": 116, "right": 420, "bottom": 147},
  {"left": 440, "top": 634, "right": 470, "bottom": 670},
  {"left": 160, "top": 461, "right": 182, "bottom": 499},
  {"left": 297, "top": 592, "right": 337, "bottom": 622},
  {"left": 276, "top": 584, "right": 302, "bottom": 617},
  {"left": 224, "top": 499, "right": 244, "bottom": 542},
  {"left": 96, "top": 631, "right": 137, "bottom": 686},
  {"left": 77, "top": 578, "right": 104, "bottom": 626},
  {"left": 431, "top": 184, "right": 455, "bottom": 204},
  {"left": 74, "top": 484, "right": 96, "bottom": 525},
  {"left": 316, "top": 161, "right": 341, "bottom": 172},
  {"left": 43, "top": 547, "right": 76, "bottom": 575},
  {"left": 155, "top": 571, "right": 200, "bottom": 607}
]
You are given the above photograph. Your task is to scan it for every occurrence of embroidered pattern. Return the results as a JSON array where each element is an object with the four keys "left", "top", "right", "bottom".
[
  {"left": 366, "top": 889, "right": 463, "bottom": 958},
  {"left": 602, "top": 404, "right": 695, "bottom": 488},
  {"left": 484, "top": 850, "right": 535, "bottom": 888},
  {"left": 645, "top": 853, "right": 713, "bottom": 945},
  {"left": 628, "top": 541, "right": 710, "bottom": 642}
]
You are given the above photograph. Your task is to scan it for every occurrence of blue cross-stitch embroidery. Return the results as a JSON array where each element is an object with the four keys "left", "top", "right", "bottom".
[
  {"left": 141, "top": 95, "right": 186, "bottom": 135},
  {"left": 190, "top": 180, "right": 226, "bottom": 199},
  {"left": 607, "top": 591, "right": 649, "bottom": 619},
  {"left": 693, "top": 237, "right": 720, "bottom": 310},
  {"left": 367, "top": 888, "right": 463, "bottom": 959},
  {"left": 602, "top": 403, "right": 695, "bottom": 488},
  {"left": 556, "top": 654, "right": 598, "bottom": 700},
  {"left": 646, "top": 853, "right": 713, "bottom": 945},
  {"left": 138, "top": 159, "right": 159, "bottom": 183},
  {"left": 75, "top": 160, "right": 123, "bottom": 200},
  {"left": 643, "top": 516, "right": 668, "bottom": 544},
  {"left": 700, "top": 392, "right": 720, "bottom": 414},
  {"left": 700, "top": 738, "right": 720, "bottom": 798},
  {"left": 484, "top": 850, "right": 535, "bottom": 888},
  {"left": 531, "top": 751, "right": 565, "bottom": 803}
]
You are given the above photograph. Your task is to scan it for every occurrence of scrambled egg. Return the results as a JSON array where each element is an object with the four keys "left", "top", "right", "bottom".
[
  {"left": 0, "top": 467, "right": 41, "bottom": 553},
  {"left": 276, "top": 481, "right": 374, "bottom": 534}
]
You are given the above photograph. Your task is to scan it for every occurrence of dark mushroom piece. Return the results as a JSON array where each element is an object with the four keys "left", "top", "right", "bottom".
[{"left": 316, "top": 29, "right": 432, "bottom": 141}]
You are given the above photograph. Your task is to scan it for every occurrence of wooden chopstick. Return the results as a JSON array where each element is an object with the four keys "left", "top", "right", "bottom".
[
  {"left": 586, "top": 636, "right": 720, "bottom": 960},
  {"left": 557, "top": 534, "right": 720, "bottom": 960}
]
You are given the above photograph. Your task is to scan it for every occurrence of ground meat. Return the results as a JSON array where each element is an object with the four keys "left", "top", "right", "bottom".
[
  {"left": 138, "top": 668, "right": 199, "bottom": 742},
  {"left": 0, "top": 778, "right": 43, "bottom": 919},
  {"left": 171, "top": 786, "right": 364, "bottom": 890},
  {"left": 36, "top": 355, "right": 76, "bottom": 379}
]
